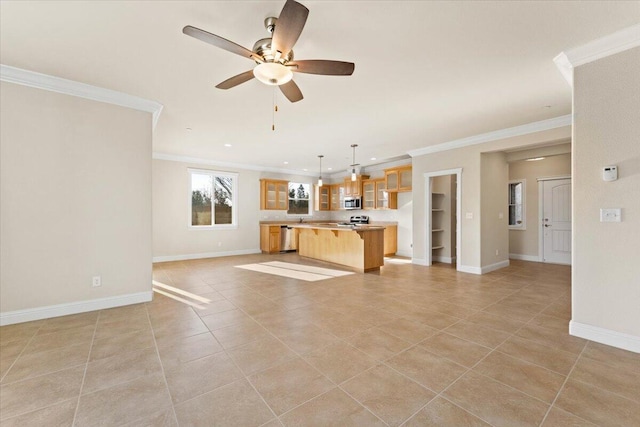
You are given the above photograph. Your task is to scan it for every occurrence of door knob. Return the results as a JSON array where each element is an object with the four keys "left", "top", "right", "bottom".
[{"left": 544, "top": 224, "right": 552, "bottom": 227}]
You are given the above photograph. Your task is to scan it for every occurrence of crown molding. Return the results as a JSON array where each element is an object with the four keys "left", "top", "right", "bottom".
[
  {"left": 408, "top": 115, "right": 572, "bottom": 158},
  {"left": 0, "top": 64, "right": 163, "bottom": 129},
  {"left": 554, "top": 24, "right": 640, "bottom": 86},
  {"left": 152, "top": 152, "right": 318, "bottom": 177}
]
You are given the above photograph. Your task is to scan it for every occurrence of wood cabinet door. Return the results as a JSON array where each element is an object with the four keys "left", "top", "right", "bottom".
[
  {"left": 398, "top": 167, "right": 412, "bottom": 191},
  {"left": 277, "top": 182, "right": 288, "bottom": 210},
  {"left": 385, "top": 170, "right": 399, "bottom": 192},
  {"left": 316, "top": 185, "right": 330, "bottom": 211},
  {"left": 362, "top": 180, "right": 375, "bottom": 209}
]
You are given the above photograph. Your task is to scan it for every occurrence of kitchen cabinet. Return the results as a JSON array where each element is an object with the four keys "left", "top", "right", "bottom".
[
  {"left": 384, "top": 165, "right": 412, "bottom": 192},
  {"left": 362, "top": 179, "right": 397, "bottom": 210},
  {"left": 344, "top": 174, "right": 369, "bottom": 197},
  {"left": 384, "top": 225, "right": 398, "bottom": 256},
  {"left": 362, "top": 180, "right": 375, "bottom": 209},
  {"left": 260, "top": 179, "right": 288, "bottom": 210},
  {"left": 330, "top": 184, "right": 344, "bottom": 210},
  {"left": 314, "top": 185, "right": 330, "bottom": 211},
  {"left": 376, "top": 179, "right": 397, "bottom": 209},
  {"left": 260, "top": 225, "right": 281, "bottom": 253}
]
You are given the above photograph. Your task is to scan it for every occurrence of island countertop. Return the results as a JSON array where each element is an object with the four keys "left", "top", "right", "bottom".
[{"left": 290, "top": 223, "right": 386, "bottom": 232}]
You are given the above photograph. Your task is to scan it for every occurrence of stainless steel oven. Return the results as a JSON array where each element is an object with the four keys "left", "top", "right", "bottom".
[{"left": 344, "top": 197, "right": 362, "bottom": 210}]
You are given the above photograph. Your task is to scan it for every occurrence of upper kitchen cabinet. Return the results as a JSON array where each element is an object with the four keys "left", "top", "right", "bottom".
[
  {"left": 314, "top": 185, "right": 330, "bottom": 211},
  {"left": 344, "top": 174, "right": 369, "bottom": 197},
  {"left": 385, "top": 165, "right": 412, "bottom": 192},
  {"left": 376, "top": 179, "right": 397, "bottom": 209},
  {"left": 330, "top": 184, "right": 344, "bottom": 210},
  {"left": 260, "top": 179, "right": 289, "bottom": 210},
  {"left": 363, "top": 179, "right": 397, "bottom": 210}
]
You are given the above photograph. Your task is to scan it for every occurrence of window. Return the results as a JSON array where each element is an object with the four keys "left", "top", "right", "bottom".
[
  {"left": 508, "top": 180, "right": 526, "bottom": 229},
  {"left": 189, "top": 169, "right": 237, "bottom": 228},
  {"left": 287, "top": 182, "right": 311, "bottom": 215}
]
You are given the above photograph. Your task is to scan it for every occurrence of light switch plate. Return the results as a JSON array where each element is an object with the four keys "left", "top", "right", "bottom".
[
  {"left": 465, "top": 212, "right": 473, "bottom": 220},
  {"left": 600, "top": 208, "right": 621, "bottom": 222}
]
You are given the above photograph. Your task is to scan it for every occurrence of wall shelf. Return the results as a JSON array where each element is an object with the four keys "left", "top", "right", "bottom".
[
  {"left": 432, "top": 246, "right": 444, "bottom": 250},
  {"left": 432, "top": 229, "right": 444, "bottom": 232}
]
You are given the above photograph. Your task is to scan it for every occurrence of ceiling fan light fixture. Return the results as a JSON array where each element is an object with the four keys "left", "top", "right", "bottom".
[{"left": 253, "top": 62, "right": 293, "bottom": 86}]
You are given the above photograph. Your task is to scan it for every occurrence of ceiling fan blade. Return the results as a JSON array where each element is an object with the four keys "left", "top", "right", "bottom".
[
  {"left": 272, "top": 0, "right": 309, "bottom": 57},
  {"left": 279, "top": 80, "right": 303, "bottom": 103},
  {"left": 289, "top": 60, "right": 355, "bottom": 76},
  {"left": 183, "top": 25, "right": 259, "bottom": 61},
  {"left": 215, "top": 70, "right": 255, "bottom": 90}
]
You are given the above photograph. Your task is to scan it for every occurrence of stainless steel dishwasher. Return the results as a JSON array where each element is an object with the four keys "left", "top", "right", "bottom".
[{"left": 280, "top": 225, "right": 295, "bottom": 252}]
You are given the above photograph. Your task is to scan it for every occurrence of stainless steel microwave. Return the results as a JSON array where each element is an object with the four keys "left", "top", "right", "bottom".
[{"left": 344, "top": 197, "right": 362, "bottom": 210}]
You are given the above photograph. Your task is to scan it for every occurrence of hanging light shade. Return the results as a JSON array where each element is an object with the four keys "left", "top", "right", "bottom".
[
  {"left": 317, "top": 155, "right": 324, "bottom": 187},
  {"left": 350, "top": 144, "right": 358, "bottom": 181}
]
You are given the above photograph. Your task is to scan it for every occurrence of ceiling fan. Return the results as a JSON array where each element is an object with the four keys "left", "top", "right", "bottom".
[{"left": 183, "top": 0, "right": 355, "bottom": 103}]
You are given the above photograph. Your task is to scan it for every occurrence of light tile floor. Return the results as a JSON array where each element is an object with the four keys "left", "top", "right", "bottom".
[{"left": 1, "top": 254, "right": 639, "bottom": 426}]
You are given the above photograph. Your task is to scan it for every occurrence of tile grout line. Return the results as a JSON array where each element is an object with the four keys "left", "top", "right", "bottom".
[
  {"left": 0, "top": 322, "right": 45, "bottom": 385},
  {"left": 193, "top": 280, "right": 396, "bottom": 425},
  {"left": 537, "top": 343, "right": 588, "bottom": 426},
  {"left": 395, "top": 286, "right": 567, "bottom": 427},
  {"left": 70, "top": 313, "right": 100, "bottom": 427}
]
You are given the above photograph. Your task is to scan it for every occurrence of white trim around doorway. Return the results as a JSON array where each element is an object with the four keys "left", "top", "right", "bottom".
[{"left": 423, "top": 168, "right": 463, "bottom": 270}]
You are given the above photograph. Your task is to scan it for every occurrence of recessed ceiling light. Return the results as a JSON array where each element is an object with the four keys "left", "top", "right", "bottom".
[
  {"left": 303, "top": 169, "right": 308, "bottom": 171},
  {"left": 327, "top": 167, "right": 333, "bottom": 171},
  {"left": 224, "top": 143, "right": 232, "bottom": 147},
  {"left": 283, "top": 161, "right": 289, "bottom": 165},
  {"left": 525, "top": 157, "right": 546, "bottom": 162},
  {"left": 370, "top": 157, "right": 377, "bottom": 161},
  {"left": 186, "top": 127, "right": 193, "bottom": 132}
]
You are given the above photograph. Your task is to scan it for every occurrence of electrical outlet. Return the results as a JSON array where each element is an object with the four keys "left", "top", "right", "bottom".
[
  {"left": 218, "top": 242, "right": 222, "bottom": 247},
  {"left": 495, "top": 249, "right": 499, "bottom": 256},
  {"left": 92, "top": 276, "right": 101, "bottom": 287}
]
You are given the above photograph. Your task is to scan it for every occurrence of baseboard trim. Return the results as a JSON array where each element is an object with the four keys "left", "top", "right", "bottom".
[
  {"left": 412, "top": 258, "right": 428, "bottom": 266},
  {"left": 432, "top": 255, "right": 454, "bottom": 264},
  {"left": 482, "top": 260, "right": 510, "bottom": 274},
  {"left": 457, "top": 265, "right": 482, "bottom": 275},
  {"left": 570, "top": 320, "right": 640, "bottom": 354},
  {"left": 509, "top": 253, "right": 540, "bottom": 262},
  {"left": 0, "top": 291, "right": 153, "bottom": 326},
  {"left": 153, "top": 249, "right": 261, "bottom": 263}
]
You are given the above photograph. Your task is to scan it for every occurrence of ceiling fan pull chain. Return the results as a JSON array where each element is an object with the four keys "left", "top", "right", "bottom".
[{"left": 272, "top": 87, "right": 278, "bottom": 131}]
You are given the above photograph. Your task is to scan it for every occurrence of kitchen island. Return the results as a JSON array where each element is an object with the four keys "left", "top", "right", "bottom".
[{"left": 292, "top": 223, "right": 385, "bottom": 272}]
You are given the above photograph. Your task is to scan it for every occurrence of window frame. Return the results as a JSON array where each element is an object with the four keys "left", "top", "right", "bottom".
[
  {"left": 286, "top": 182, "right": 312, "bottom": 217},
  {"left": 508, "top": 179, "right": 526, "bottom": 230},
  {"left": 188, "top": 168, "right": 238, "bottom": 230}
]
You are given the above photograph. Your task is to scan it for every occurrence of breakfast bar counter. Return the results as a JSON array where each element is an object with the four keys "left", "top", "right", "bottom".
[{"left": 291, "top": 223, "right": 385, "bottom": 272}]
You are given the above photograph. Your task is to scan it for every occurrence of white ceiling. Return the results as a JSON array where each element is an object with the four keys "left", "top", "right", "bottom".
[{"left": 1, "top": 1, "right": 639, "bottom": 174}]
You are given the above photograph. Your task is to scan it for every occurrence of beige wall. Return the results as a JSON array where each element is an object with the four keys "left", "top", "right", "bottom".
[
  {"left": 411, "top": 126, "right": 571, "bottom": 270},
  {"left": 152, "top": 159, "right": 332, "bottom": 260},
  {"left": 481, "top": 152, "right": 509, "bottom": 267},
  {"left": 0, "top": 82, "right": 152, "bottom": 314},
  {"left": 153, "top": 160, "right": 414, "bottom": 260},
  {"left": 508, "top": 153, "right": 572, "bottom": 257},
  {"left": 572, "top": 47, "right": 640, "bottom": 339}
]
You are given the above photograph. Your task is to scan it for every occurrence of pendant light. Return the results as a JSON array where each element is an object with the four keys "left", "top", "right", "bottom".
[
  {"left": 350, "top": 144, "right": 358, "bottom": 181},
  {"left": 317, "top": 155, "right": 324, "bottom": 187}
]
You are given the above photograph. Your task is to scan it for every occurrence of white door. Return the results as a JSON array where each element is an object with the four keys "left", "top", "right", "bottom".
[{"left": 542, "top": 178, "right": 572, "bottom": 264}]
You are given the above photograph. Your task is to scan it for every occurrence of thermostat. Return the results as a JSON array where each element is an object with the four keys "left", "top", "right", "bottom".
[{"left": 603, "top": 166, "right": 618, "bottom": 182}]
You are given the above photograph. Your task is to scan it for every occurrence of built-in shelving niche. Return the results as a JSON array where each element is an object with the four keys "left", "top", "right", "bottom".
[{"left": 430, "top": 176, "right": 457, "bottom": 264}]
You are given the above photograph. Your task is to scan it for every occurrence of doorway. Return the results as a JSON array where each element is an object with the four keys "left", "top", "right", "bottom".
[
  {"left": 424, "top": 169, "right": 462, "bottom": 268},
  {"left": 539, "top": 178, "right": 572, "bottom": 264}
]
